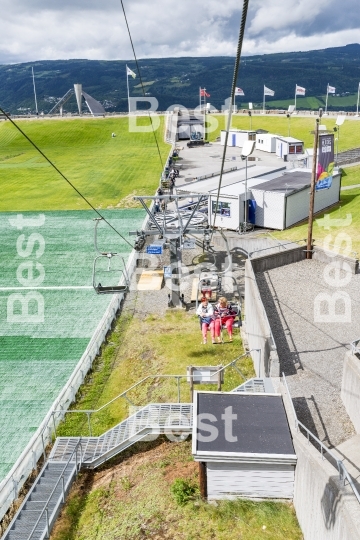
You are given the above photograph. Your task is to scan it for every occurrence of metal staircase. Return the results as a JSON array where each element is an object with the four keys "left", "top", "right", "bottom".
[
  {"left": 232, "top": 377, "right": 274, "bottom": 393},
  {"left": 2, "top": 403, "right": 192, "bottom": 540}
]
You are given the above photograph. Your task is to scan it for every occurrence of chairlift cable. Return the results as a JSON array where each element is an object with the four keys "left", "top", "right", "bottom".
[
  {"left": 120, "top": 0, "right": 164, "bottom": 171},
  {"left": 210, "top": 0, "right": 250, "bottom": 242},
  {"left": 0, "top": 106, "right": 134, "bottom": 248}
]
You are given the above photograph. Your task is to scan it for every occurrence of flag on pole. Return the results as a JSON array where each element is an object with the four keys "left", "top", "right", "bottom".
[
  {"left": 200, "top": 88, "right": 210, "bottom": 97},
  {"left": 327, "top": 84, "right": 336, "bottom": 94},
  {"left": 264, "top": 85, "right": 275, "bottom": 96},
  {"left": 126, "top": 66, "right": 136, "bottom": 79},
  {"left": 295, "top": 85, "right": 306, "bottom": 96},
  {"left": 235, "top": 87, "right": 245, "bottom": 96}
]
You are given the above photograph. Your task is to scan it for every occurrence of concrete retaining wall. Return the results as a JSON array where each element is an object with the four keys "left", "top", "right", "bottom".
[
  {"left": 281, "top": 384, "right": 360, "bottom": 540},
  {"left": 244, "top": 259, "right": 276, "bottom": 377},
  {"left": 313, "top": 247, "right": 359, "bottom": 275},
  {"left": 341, "top": 351, "right": 360, "bottom": 433},
  {"left": 250, "top": 245, "right": 306, "bottom": 274}
]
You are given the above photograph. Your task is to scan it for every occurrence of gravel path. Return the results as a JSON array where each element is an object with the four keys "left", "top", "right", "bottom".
[{"left": 256, "top": 258, "right": 360, "bottom": 447}]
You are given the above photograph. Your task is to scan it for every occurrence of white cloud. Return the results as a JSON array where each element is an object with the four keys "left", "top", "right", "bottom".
[{"left": 0, "top": 0, "right": 359, "bottom": 63}]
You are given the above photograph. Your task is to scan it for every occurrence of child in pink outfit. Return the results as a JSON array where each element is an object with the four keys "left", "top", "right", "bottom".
[{"left": 196, "top": 297, "right": 215, "bottom": 344}]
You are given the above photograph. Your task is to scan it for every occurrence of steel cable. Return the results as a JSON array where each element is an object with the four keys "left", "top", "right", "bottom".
[
  {"left": 210, "top": 0, "right": 250, "bottom": 241},
  {"left": 0, "top": 106, "right": 134, "bottom": 248}
]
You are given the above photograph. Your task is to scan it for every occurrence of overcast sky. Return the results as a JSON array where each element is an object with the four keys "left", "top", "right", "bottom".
[{"left": 1, "top": 0, "right": 359, "bottom": 64}]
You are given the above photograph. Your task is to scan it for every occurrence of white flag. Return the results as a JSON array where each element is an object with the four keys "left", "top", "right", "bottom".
[
  {"left": 126, "top": 66, "right": 136, "bottom": 79},
  {"left": 328, "top": 85, "right": 336, "bottom": 94},
  {"left": 264, "top": 85, "right": 275, "bottom": 96},
  {"left": 235, "top": 87, "right": 245, "bottom": 96},
  {"left": 296, "top": 85, "right": 306, "bottom": 96}
]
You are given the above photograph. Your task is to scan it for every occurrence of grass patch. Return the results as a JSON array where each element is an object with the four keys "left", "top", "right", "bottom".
[
  {"left": 57, "top": 309, "right": 253, "bottom": 437},
  {"left": 209, "top": 114, "right": 360, "bottom": 152},
  {"left": 0, "top": 116, "right": 169, "bottom": 211},
  {"left": 50, "top": 441, "right": 302, "bottom": 540}
]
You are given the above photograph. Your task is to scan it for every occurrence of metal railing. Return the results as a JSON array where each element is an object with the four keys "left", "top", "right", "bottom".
[
  {"left": 0, "top": 216, "right": 149, "bottom": 522},
  {"left": 282, "top": 373, "right": 360, "bottom": 504},
  {"left": 28, "top": 441, "right": 82, "bottom": 540},
  {"left": 53, "top": 351, "right": 254, "bottom": 437},
  {"left": 350, "top": 337, "right": 360, "bottom": 355},
  {"left": 248, "top": 238, "right": 307, "bottom": 259}
]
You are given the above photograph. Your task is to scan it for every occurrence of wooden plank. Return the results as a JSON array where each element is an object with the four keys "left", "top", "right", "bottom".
[{"left": 137, "top": 270, "right": 164, "bottom": 291}]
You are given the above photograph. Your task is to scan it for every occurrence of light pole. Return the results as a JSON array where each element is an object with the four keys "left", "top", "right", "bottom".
[
  {"left": 248, "top": 110, "right": 252, "bottom": 130},
  {"left": 307, "top": 108, "right": 323, "bottom": 259},
  {"left": 287, "top": 113, "right": 291, "bottom": 137},
  {"left": 241, "top": 140, "right": 256, "bottom": 231}
]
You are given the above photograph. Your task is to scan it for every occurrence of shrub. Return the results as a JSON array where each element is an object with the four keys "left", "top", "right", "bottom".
[{"left": 170, "top": 479, "right": 198, "bottom": 506}]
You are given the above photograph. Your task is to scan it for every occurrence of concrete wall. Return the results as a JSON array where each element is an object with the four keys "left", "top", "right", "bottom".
[
  {"left": 250, "top": 245, "right": 305, "bottom": 273},
  {"left": 341, "top": 351, "right": 360, "bottom": 433},
  {"left": 313, "top": 247, "right": 359, "bottom": 275},
  {"left": 281, "top": 385, "right": 360, "bottom": 540},
  {"left": 244, "top": 259, "right": 275, "bottom": 377}
]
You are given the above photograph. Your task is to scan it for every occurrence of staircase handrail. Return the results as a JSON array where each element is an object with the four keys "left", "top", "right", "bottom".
[
  {"left": 26, "top": 439, "right": 83, "bottom": 540},
  {"left": 282, "top": 373, "right": 360, "bottom": 505},
  {"left": 54, "top": 353, "right": 253, "bottom": 417}
]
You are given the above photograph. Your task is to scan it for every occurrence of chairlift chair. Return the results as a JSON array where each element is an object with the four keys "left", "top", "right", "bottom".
[{"left": 92, "top": 218, "right": 130, "bottom": 294}]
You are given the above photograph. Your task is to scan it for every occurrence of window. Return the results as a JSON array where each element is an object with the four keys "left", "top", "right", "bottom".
[
  {"left": 212, "top": 201, "right": 231, "bottom": 217},
  {"left": 296, "top": 145, "right": 303, "bottom": 154},
  {"left": 289, "top": 145, "right": 295, "bottom": 154},
  {"left": 249, "top": 134, "right": 256, "bottom": 141}
]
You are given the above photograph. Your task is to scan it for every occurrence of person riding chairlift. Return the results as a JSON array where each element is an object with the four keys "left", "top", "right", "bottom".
[
  {"left": 213, "top": 296, "right": 237, "bottom": 343},
  {"left": 196, "top": 297, "right": 215, "bottom": 345}
]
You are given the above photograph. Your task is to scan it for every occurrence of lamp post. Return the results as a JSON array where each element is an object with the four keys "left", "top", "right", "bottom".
[
  {"left": 287, "top": 113, "right": 291, "bottom": 137},
  {"left": 248, "top": 110, "right": 252, "bottom": 130},
  {"left": 307, "top": 108, "right": 323, "bottom": 259},
  {"left": 241, "top": 140, "right": 256, "bottom": 231},
  {"left": 333, "top": 126, "right": 339, "bottom": 166}
]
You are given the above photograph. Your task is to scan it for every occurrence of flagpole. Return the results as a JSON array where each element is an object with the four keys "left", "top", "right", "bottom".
[
  {"left": 294, "top": 85, "right": 297, "bottom": 112},
  {"left": 126, "top": 65, "right": 130, "bottom": 115},
  {"left": 32, "top": 67, "right": 38, "bottom": 115},
  {"left": 263, "top": 86, "right": 265, "bottom": 115},
  {"left": 356, "top": 83, "right": 360, "bottom": 117},
  {"left": 325, "top": 84, "right": 329, "bottom": 115}
]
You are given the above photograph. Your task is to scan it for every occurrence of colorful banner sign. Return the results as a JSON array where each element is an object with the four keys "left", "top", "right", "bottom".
[{"left": 316, "top": 133, "right": 334, "bottom": 190}]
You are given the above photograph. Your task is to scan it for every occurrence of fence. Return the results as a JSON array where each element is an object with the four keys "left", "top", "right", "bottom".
[
  {"left": 52, "top": 350, "right": 256, "bottom": 437},
  {"left": 282, "top": 373, "right": 360, "bottom": 504}
]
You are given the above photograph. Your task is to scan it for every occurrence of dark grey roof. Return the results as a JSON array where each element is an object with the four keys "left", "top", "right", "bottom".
[
  {"left": 195, "top": 393, "right": 295, "bottom": 455},
  {"left": 250, "top": 171, "right": 311, "bottom": 196}
]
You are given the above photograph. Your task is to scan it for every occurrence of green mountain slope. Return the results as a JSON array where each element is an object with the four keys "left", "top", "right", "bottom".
[{"left": 1, "top": 43, "right": 360, "bottom": 114}]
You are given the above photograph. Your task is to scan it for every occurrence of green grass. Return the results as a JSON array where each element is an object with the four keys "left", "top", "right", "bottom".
[
  {"left": 50, "top": 441, "right": 302, "bottom": 540},
  {"left": 262, "top": 93, "right": 359, "bottom": 110},
  {"left": 0, "top": 117, "right": 170, "bottom": 211},
  {"left": 209, "top": 114, "right": 360, "bottom": 152},
  {"left": 57, "top": 309, "right": 254, "bottom": 437}
]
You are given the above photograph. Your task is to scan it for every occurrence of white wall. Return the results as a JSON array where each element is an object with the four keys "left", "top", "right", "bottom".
[
  {"left": 209, "top": 195, "right": 240, "bottom": 231},
  {"left": 285, "top": 173, "right": 340, "bottom": 228},
  {"left": 256, "top": 135, "right": 276, "bottom": 153},
  {"left": 251, "top": 189, "right": 286, "bottom": 229},
  {"left": 207, "top": 461, "right": 295, "bottom": 500}
]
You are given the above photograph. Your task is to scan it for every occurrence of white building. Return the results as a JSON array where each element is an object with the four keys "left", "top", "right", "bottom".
[
  {"left": 256, "top": 133, "right": 277, "bottom": 153},
  {"left": 250, "top": 169, "right": 341, "bottom": 230},
  {"left": 192, "top": 390, "right": 297, "bottom": 500},
  {"left": 220, "top": 129, "right": 256, "bottom": 147},
  {"left": 276, "top": 136, "right": 304, "bottom": 161}
]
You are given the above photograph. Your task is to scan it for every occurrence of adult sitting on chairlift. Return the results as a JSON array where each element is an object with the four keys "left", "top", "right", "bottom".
[
  {"left": 196, "top": 297, "right": 215, "bottom": 345},
  {"left": 214, "top": 296, "right": 237, "bottom": 343}
]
